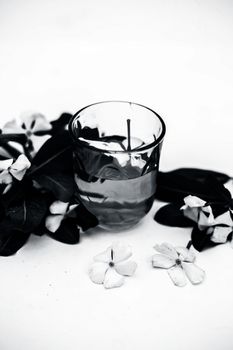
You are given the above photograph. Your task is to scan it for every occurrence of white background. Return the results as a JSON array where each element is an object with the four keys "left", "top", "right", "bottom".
[{"left": 0, "top": 0, "right": 233, "bottom": 349}]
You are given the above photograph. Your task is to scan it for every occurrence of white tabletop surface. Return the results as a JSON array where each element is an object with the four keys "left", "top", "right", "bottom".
[{"left": 0, "top": 1, "right": 233, "bottom": 349}]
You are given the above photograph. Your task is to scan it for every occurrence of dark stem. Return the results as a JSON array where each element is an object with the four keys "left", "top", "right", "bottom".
[
  {"left": 110, "top": 248, "right": 114, "bottom": 261},
  {"left": 127, "top": 119, "right": 131, "bottom": 151},
  {"left": 23, "top": 146, "right": 32, "bottom": 162},
  {"left": 186, "top": 240, "right": 193, "bottom": 250},
  {"left": 0, "top": 133, "right": 27, "bottom": 145},
  {"left": 0, "top": 143, "right": 22, "bottom": 159}
]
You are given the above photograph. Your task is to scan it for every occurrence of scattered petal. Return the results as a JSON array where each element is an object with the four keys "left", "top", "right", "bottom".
[
  {"left": 89, "top": 262, "right": 109, "bottom": 284},
  {"left": 103, "top": 268, "right": 124, "bottom": 289},
  {"left": 167, "top": 265, "right": 187, "bottom": 287},
  {"left": 154, "top": 242, "right": 178, "bottom": 259},
  {"left": 211, "top": 226, "right": 233, "bottom": 243},
  {"left": 115, "top": 260, "right": 137, "bottom": 276},
  {"left": 152, "top": 254, "right": 175, "bottom": 269},
  {"left": 182, "top": 262, "right": 205, "bottom": 285}
]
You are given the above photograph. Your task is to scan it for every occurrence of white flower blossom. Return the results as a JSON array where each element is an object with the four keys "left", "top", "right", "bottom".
[
  {"left": 209, "top": 210, "right": 233, "bottom": 245},
  {"left": 89, "top": 242, "right": 137, "bottom": 289},
  {"left": 0, "top": 154, "right": 31, "bottom": 192},
  {"left": 181, "top": 195, "right": 215, "bottom": 230},
  {"left": 2, "top": 112, "right": 52, "bottom": 155},
  {"left": 152, "top": 242, "right": 205, "bottom": 287},
  {"left": 45, "top": 200, "right": 78, "bottom": 233}
]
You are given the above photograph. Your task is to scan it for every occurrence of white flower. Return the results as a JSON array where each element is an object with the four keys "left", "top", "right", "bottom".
[
  {"left": 152, "top": 242, "right": 205, "bottom": 287},
  {"left": 45, "top": 200, "right": 78, "bottom": 233},
  {"left": 181, "top": 195, "right": 215, "bottom": 230},
  {"left": 2, "top": 112, "right": 52, "bottom": 155},
  {"left": 89, "top": 242, "right": 137, "bottom": 289},
  {"left": 0, "top": 154, "right": 31, "bottom": 192},
  {"left": 181, "top": 196, "right": 233, "bottom": 247},
  {"left": 209, "top": 210, "right": 233, "bottom": 245}
]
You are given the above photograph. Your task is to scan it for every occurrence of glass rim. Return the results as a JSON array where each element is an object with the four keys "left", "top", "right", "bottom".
[{"left": 69, "top": 100, "right": 166, "bottom": 154}]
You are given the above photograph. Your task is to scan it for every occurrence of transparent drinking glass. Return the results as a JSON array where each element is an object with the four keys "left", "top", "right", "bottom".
[{"left": 69, "top": 101, "right": 166, "bottom": 231}]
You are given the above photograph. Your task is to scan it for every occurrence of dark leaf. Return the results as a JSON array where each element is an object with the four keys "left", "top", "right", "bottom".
[
  {"left": 100, "top": 135, "right": 127, "bottom": 150},
  {"left": 75, "top": 204, "right": 99, "bottom": 231},
  {"left": 30, "top": 130, "right": 73, "bottom": 175},
  {"left": 1, "top": 180, "right": 31, "bottom": 209},
  {"left": 50, "top": 113, "right": 72, "bottom": 135},
  {"left": 35, "top": 173, "right": 75, "bottom": 202},
  {"left": 6, "top": 191, "right": 49, "bottom": 232},
  {"left": 154, "top": 203, "right": 194, "bottom": 227},
  {"left": 163, "top": 168, "right": 230, "bottom": 184},
  {"left": 0, "top": 230, "right": 30, "bottom": 256},
  {"left": 47, "top": 217, "right": 80, "bottom": 244},
  {"left": 191, "top": 225, "right": 217, "bottom": 252},
  {"left": 155, "top": 169, "right": 231, "bottom": 204},
  {"left": 80, "top": 126, "right": 99, "bottom": 140}
]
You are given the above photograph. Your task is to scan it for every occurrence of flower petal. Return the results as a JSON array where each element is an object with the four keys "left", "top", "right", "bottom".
[
  {"left": 31, "top": 114, "right": 52, "bottom": 133},
  {"left": 175, "top": 247, "right": 196, "bottom": 263},
  {"left": 45, "top": 214, "right": 64, "bottom": 233},
  {"left": 182, "top": 262, "right": 205, "bottom": 285},
  {"left": 130, "top": 155, "right": 147, "bottom": 169},
  {"left": 89, "top": 262, "right": 109, "bottom": 284},
  {"left": 94, "top": 246, "right": 112, "bottom": 263},
  {"left": 9, "top": 154, "right": 31, "bottom": 181},
  {"left": 154, "top": 242, "right": 178, "bottom": 259},
  {"left": 111, "top": 242, "right": 132, "bottom": 263},
  {"left": 152, "top": 254, "right": 175, "bottom": 269},
  {"left": 2, "top": 119, "right": 24, "bottom": 134},
  {"left": 198, "top": 206, "right": 215, "bottom": 229},
  {"left": 30, "top": 134, "right": 51, "bottom": 154},
  {"left": 0, "top": 159, "right": 14, "bottom": 171},
  {"left": 183, "top": 195, "right": 206, "bottom": 208},
  {"left": 214, "top": 211, "right": 233, "bottom": 227},
  {"left": 0, "top": 170, "right": 12, "bottom": 185},
  {"left": 167, "top": 266, "right": 187, "bottom": 287},
  {"left": 103, "top": 268, "right": 124, "bottom": 289},
  {"left": 20, "top": 112, "right": 51, "bottom": 132},
  {"left": 182, "top": 207, "right": 199, "bottom": 222},
  {"left": 115, "top": 260, "right": 137, "bottom": 276},
  {"left": 49, "top": 201, "right": 69, "bottom": 215},
  {"left": 210, "top": 226, "right": 233, "bottom": 243}
]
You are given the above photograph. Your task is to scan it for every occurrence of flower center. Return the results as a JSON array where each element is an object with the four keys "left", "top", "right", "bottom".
[
  {"left": 109, "top": 261, "right": 115, "bottom": 267},
  {"left": 175, "top": 259, "right": 182, "bottom": 265},
  {"left": 26, "top": 130, "right": 32, "bottom": 137}
]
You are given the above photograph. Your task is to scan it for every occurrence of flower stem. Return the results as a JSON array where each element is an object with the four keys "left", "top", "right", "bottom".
[
  {"left": 0, "top": 133, "right": 27, "bottom": 145},
  {"left": 127, "top": 119, "right": 131, "bottom": 151},
  {"left": 186, "top": 240, "right": 193, "bottom": 250},
  {"left": 1, "top": 143, "right": 21, "bottom": 159}
]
